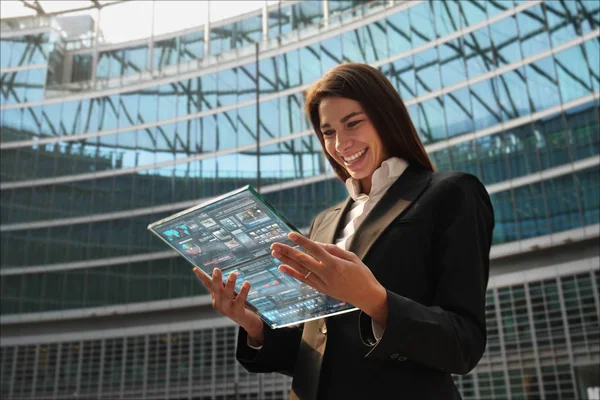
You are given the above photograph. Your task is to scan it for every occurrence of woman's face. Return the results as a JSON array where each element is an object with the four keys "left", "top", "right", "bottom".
[{"left": 319, "top": 97, "right": 388, "bottom": 192}]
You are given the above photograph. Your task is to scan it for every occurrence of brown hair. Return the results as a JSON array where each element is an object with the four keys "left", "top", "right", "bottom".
[{"left": 304, "top": 63, "right": 435, "bottom": 181}]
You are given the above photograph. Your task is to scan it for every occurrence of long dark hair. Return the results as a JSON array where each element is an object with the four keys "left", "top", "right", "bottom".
[{"left": 304, "top": 63, "right": 435, "bottom": 181}]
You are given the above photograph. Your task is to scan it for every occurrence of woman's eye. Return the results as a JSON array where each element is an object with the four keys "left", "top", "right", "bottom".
[
  {"left": 323, "top": 130, "right": 335, "bottom": 136},
  {"left": 347, "top": 120, "right": 362, "bottom": 128}
]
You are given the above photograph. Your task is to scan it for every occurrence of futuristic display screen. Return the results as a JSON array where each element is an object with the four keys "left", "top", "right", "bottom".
[{"left": 148, "top": 186, "right": 357, "bottom": 328}]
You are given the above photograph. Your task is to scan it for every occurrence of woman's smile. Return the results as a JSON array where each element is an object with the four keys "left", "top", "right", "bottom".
[{"left": 341, "top": 147, "right": 368, "bottom": 167}]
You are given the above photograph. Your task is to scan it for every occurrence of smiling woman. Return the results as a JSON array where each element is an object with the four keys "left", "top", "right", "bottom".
[
  {"left": 306, "top": 63, "right": 435, "bottom": 189},
  {"left": 200, "top": 63, "right": 494, "bottom": 400},
  {"left": 318, "top": 102, "right": 385, "bottom": 194}
]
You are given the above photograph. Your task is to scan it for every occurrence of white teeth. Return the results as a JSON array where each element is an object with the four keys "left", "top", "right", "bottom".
[{"left": 343, "top": 148, "right": 366, "bottom": 163}]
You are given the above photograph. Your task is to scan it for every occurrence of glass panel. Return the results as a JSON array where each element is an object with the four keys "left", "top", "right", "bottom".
[
  {"left": 0, "top": 38, "right": 12, "bottom": 68},
  {"left": 477, "top": 133, "right": 509, "bottom": 184},
  {"left": 579, "top": 0, "right": 600, "bottom": 33},
  {"left": 486, "top": 0, "right": 511, "bottom": 19},
  {"left": 217, "top": 68, "right": 237, "bottom": 106},
  {"left": 363, "top": 20, "right": 388, "bottom": 63},
  {"left": 534, "top": 112, "right": 571, "bottom": 170},
  {"left": 180, "top": 31, "right": 204, "bottom": 62},
  {"left": 415, "top": 97, "right": 446, "bottom": 144},
  {"left": 490, "top": 189, "right": 518, "bottom": 244},
  {"left": 320, "top": 35, "right": 342, "bottom": 73},
  {"left": 432, "top": 0, "right": 461, "bottom": 37},
  {"left": 450, "top": 141, "right": 479, "bottom": 176},
  {"left": 545, "top": 174, "right": 583, "bottom": 232},
  {"left": 459, "top": 0, "right": 488, "bottom": 27},
  {"left": 583, "top": 40, "right": 600, "bottom": 93},
  {"left": 444, "top": 88, "right": 473, "bottom": 138},
  {"left": 545, "top": 1, "right": 579, "bottom": 46},
  {"left": 517, "top": 5, "right": 552, "bottom": 58},
  {"left": 342, "top": 29, "right": 366, "bottom": 64},
  {"left": 554, "top": 44, "right": 594, "bottom": 103},
  {"left": 386, "top": 10, "right": 412, "bottom": 56},
  {"left": 153, "top": 37, "right": 178, "bottom": 71},
  {"left": 490, "top": 15, "right": 522, "bottom": 66},
  {"left": 387, "top": 57, "right": 416, "bottom": 101},
  {"left": 496, "top": 67, "right": 530, "bottom": 121},
  {"left": 526, "top": 56, "right": 561, "bottom": 112},
  {"left": 410, "top": 2, "right": 436, "bottom": 48},
  {"left": 277, "top": 50, "right": 300, "bottom": 89},
  {"left": 292, "top": 1, "right": 324, "bottom": 29},
  {"left": 200, "top": 72, "right": 217, "bottom": 109},
  {"left": 514, "top": 182, "right": 550, "bottom": 239},
  {"left": 430, "top": 148, "right": 452, "bottom": 172},
  {"left": 567, "top": 101, "right": 600, "bottom": 161},
  {"left": 236, "top": 14, "right": 262, "bottom": 48},
  {"left": 463, "top": 25, "right": 495, "bottom": 79},
  {"left": 577, "top": 168, "right": 600, "bottom": 225},
  {"left": 505, "top": 123, "right": 541, "bottom": 179},
  {"left": 414, "top": 47, "right": 441, "bottom": 95},
  {"left": 137, "top": 89, "right": 158, "bottom": 124},
  {"left": 470, "top": 79, "right": 501, "bottom": 131},
  {"left": 258, "top": 57, "right": 277, "bottom": 94},
  {"left": 128, "top": 45, "right": 148, "bottom": 76},
  {"left": 299, "top": 44, "right": 321, "bottom": 84},
  {"left": 439, "top": 39, "right": 467, "bottom": 87},
  {"left": 72, "top": 53, "right": 93, "bottom": 82}
]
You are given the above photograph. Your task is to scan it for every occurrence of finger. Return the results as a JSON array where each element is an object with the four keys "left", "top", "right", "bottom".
[
  {"left": 278, "top": 264, "right": 322, "bottom": 288},
  {"left": 212, "top": 268, "right": 223, "bottom": 289},
  {"left": 211, "top": 268, "right": 224, "bottom": 305},
  {"left": 224, "top": 272, "right": 238, "bottom": 300},
  {"left": 316, "top": 242, "right": 356, "bottom": 261},
  {"left": 193, "top": 267, "right": 214, "bottom": 291},
  {"left": 234, "top": 281, "right": 251, "bottom": 306},
  {"left": 287, "top": 232, "right": 332, "bottom": 263},
  {"left": 272, "top": 249, "right": 313, "bottom": 277},
  {"left": 271, "top": 243, "right": 322, "bottom": 272}
]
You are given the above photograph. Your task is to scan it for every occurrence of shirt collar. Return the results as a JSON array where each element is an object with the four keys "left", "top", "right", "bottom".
[{"left": 344, "top": 157, "right": 409, "bottom": 201}]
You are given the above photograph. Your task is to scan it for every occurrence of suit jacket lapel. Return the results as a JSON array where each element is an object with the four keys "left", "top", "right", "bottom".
[
  {"left": 348, "top": 165, "right": 432, "bottom": 260},
  {"left": 310, "top": 197, "right": 354, "bottom": 244}
]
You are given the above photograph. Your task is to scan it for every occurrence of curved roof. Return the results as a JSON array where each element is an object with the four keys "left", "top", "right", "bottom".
[{"left": 1, "top": 0, "right": 281, "bottom": 44}]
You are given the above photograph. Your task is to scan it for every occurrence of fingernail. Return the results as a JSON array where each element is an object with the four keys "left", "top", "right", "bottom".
[{"left": 272, "top": 250, "right": 281, "bottom": 258}]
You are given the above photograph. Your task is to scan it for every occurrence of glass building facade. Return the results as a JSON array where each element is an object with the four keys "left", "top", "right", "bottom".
[{"left": 1, "top": 0, "right": 598, "bottom": 398}]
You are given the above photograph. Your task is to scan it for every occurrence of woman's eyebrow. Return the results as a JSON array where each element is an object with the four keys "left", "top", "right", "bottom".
[{"left": 320, "top": 111, "right": 364, "bottom": 129}]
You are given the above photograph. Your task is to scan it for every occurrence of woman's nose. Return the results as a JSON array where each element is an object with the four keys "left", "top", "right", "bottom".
[{"left": 335, "top": 132, "right": 351, "bottom": 152}]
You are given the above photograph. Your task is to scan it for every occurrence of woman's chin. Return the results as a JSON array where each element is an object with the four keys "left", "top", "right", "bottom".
[{"left": 348, "top": 171, "right": 368, "bottom": 181}]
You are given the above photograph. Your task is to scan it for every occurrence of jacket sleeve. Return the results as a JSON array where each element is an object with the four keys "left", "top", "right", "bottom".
[
  {"left": 236, "top": 214, "right": 323, "bottom": 376},
  {"left": 236, "top": 322, "right": 303, "bottom": 376},
  {"left": 359, "top": 174, "right": 494, "bottom": 375}
]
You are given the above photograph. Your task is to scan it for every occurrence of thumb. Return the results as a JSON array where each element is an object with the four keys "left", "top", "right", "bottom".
[{"left": 316, "top": 242, "right": 356, "bottom": 261}]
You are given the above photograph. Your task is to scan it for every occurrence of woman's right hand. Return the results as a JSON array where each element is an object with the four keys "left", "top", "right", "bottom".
[{"left": 193, "top": 267, "right": 265, "bottom": 344}]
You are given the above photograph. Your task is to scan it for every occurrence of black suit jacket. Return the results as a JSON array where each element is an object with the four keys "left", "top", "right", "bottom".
[{"left": 236, "top": 165, "right": 495, "bottom": 399}]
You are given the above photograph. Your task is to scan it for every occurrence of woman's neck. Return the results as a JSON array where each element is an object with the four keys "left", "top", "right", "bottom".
[{"left": 359, "top": 177, "right": 372, "bottom": 195}]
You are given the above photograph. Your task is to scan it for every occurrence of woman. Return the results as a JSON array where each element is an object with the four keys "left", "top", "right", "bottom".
[{"left": 194, "top": 63, "right": 494, "bottom": 399}]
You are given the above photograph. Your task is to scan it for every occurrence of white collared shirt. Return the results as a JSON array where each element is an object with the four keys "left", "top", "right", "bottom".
[
  {"left": 336, "top": 157, "right": 409, "bottom": 250},
  {"left": 335, "top": 157, "right": 409, "bottom": 341},
  {"left": 247, "top": 157, "right": 409, "bottom": 349}
]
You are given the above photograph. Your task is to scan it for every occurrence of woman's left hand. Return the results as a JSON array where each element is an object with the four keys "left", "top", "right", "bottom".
[{"left": 271, "top": 232, "right": 387, "bottom": 316}]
